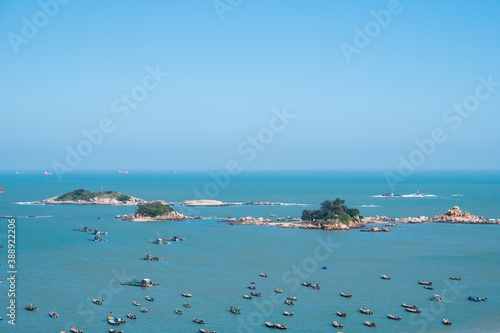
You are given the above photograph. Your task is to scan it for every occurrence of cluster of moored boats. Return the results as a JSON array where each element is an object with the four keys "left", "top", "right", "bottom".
[
  {"left": 329, "top": 275, "right": 488, "bottom": 329},
  {"left": 302, "top": 281, "right": 321, "bottom": 289},
  {"left": 35, "top": 290, "right": 219, "bottom": 332},
  {"left": 73, "top": 225, "right": 109, "bottom": 242},
  {"left": 148, "top": 231, "right": 185, "bottom": 245},
  {"left": 30, "top": 225, "right": 487, "bottom": 332}
]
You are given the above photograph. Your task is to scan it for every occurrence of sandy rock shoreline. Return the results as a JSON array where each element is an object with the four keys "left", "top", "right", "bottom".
[{"left": 117, "top": 210, "right": 201, "bottom": 222}]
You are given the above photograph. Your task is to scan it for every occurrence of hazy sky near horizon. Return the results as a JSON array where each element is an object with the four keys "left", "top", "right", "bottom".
[{"left": 1, "top": 0, "right": 500, "bottom": 171}]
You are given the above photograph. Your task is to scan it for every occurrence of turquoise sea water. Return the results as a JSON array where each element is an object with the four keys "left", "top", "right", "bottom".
[{"left": 0, "top": 170, "right": 499, "bottom": 332}]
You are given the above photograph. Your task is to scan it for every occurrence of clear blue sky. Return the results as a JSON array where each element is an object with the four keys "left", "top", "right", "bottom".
[{"left": 1, "top": 0, "right": 499, "bottom": 171}]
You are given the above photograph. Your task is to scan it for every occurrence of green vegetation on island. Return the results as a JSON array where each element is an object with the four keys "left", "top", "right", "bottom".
[
  {"left": 301, "top": 198, "right": 361, "bottom": 225},
  {"left": 55, "top": 189, "right": 131, "bottom": 202},
  {"left": 135, "top": 201, "right": 174, "bottom": 217}
]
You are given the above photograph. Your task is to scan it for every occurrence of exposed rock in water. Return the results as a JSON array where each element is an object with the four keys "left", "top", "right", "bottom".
[
  {"left": 181, "top": 200, "right": 287, "bottom": 207},
  {"left": 431, "top": 206, "right": 490, "bottom": 223},
  {"left": 180, "top": 200, "right": 231, "bottom": 207}
]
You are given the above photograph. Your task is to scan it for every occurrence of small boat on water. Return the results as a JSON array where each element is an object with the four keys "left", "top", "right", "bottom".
[
  {"left": 302, "top": 282, "right": 311, "bottom": 287},
  {"left": 149, "top": 231, "right": 171, "bottom": 245},
  {"left": 145, "top": 296, "right": 154, "bottom": 301},
  {"left": 424, "top": 286, "right": 434, "bottom": 290},
  {"left": 182, "top": 293, "right": 192, "bottom": 298},
  {"left": 107, "top": 316, "right": 126, "bottom": 325},
  {"left": 73, "top": 225, "right": 92, "bottom": 232},
  {"left": 468, "top": 296, "right": 487, "bottom": 302},
  {"left": 231, "top": 306, "right": 241, "bottom": 314},
  {"left": 141, "top": 307, "right": 148, "bottom": 313},
  {"left": 49, "top": 311, "right": 59, "bottom": 318},
  {"left": 332, "top": 320, "right": 343, "bottom": 328},
  {"left": 336, "top": 311, "right": 346, "bottom": 317},
  {"left": 381, "top": 275, "right": 391, "bottom": 280},
  {"left": 165, "top": 235, "right": 185, "bottom": 242},
  {"left": 340, "top": 292, "right": 352, "bottom": 298},
  {"left": 88, "top": 236, "right": 107, "bottom": 242},
  {"left": 286, "top": 296, "right": 298, "bottom": 301},
  {"left": 429, "top": 294, "right": 443, "bottom": 301},
  {"left": 127, "top": 313, "right": 137, "bottom": 319},
  {"left": 243, "top": 295, "right": 253, "bottom": 300},
  {"left": 141, "top": 251, "right": 163, "bottom": 261},
  {"left": 364, "top": 321, "right": 377, "bottom": 327},
  {"left": 251, "top": 291, "right": 262, "bottom": 297},
  {"left": 284, "top": 300, "right": 294, "bottom": 306},
  {"left": 199, "top": 329, "right": 217, "bottom": 333},
  {"left": 385, "top": 223, "right": 397, "bottom": 226},
  {"left": 89, "top": 227, "right": 107, "bottom": 235},
  {"left": 359, "top": 308, "right": 373, "bottom": 314},
  {"left": 418, "top": 280, "right": 433, "bottom": 286},
  {"left": 93, "top": 299, "right": 103, "bottom": 305},
  {"left": 275, "top": 324, "right": 287, "bottom": 330},
  {"left": 387, "top": 314, "right": 402, "bottom": 320},
  {"left": 450, "top": 276, "right": 461, "bottom": 281},
  {"left": 121, "top": 278, "right": 159, "bottom": 287},
  {"left": 25, "top": 304, "right": 38, "bottom": 311},
  {"left": 322, "top": 265, "right": 327, "bottom": 269},
  {"left": 250, "top": 281, "right": 256, "bottom": 284},
  {"left": 283, "top": 311, "right": 293, "bottom": 316},
  {"left": 401, "top": 303, "right": 418, "bottom": 309},
  {"left": 108, "top": 327, "right": 126, "bottom": 333},
  {"left": 266, "top": 322, "right": 275, "bottom": 328},
  {"left": 193, "top": 318, "right": 206, "bottom": 324},
  {"left": 248, "top": 285, "right": 256, "bottom": 290},
  {"left": 443, "top": 318, "right": 452, "bottom": 325},
  {"left": 405, "top": 308, "right": 422, "bottom": 313},
  {"left": 70, "top": 328, "right": 83, "bottom": 333},
  {"left": 184, "top": 303, "right": 191, "bottom": 308},
  {"left": 132, "top": 301, "right": 141, "bottom": 306},
  {"left": 260, "top": 273, "right": 268, "bottom": 277},
  {"left": 176, "top": 308, "right": 183, "bottom": 314},
  {"left": 311, "top": 282, "right": 320, "bottom": 290},
  {"left": 275, "top": 288, "right": 283, "bottom": 293}
]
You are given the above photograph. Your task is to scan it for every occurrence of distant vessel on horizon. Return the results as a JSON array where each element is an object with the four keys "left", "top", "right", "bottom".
[
  {"left": 374, "top": 190, "right": 435, "bottom": 198},
  {"left": 43, "top": 171, "right": 53, "bottom": 175},
  {"left": 117, "top": 170, "right": 129, "bottom": 174}
]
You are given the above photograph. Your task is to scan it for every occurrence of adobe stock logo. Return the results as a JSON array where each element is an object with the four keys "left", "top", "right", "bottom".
[
  {"left": 339, "top": 0, "right": 404, "bottom": 64},
  {"left": 7, "top": 0, "right": 70, "bottom": 54}
]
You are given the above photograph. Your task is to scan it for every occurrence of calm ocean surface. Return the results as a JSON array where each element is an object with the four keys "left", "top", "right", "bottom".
[{"left": 0, "top": 170, "right": 499, "bottom": 332}]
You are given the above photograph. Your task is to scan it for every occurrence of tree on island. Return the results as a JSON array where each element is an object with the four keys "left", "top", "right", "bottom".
[
  {"left": 135, "top": 201, "right": 173, "bottom": 217},
  {"left": 301, "top": 198, "right": 360, "bottom": 225}
]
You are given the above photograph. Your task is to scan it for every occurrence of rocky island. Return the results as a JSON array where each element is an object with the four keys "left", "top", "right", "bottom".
[
  {"left": 180, "top": 200, "right": 286, "bottom": 207},
  {"left": 219, "top": 199, "right": 363, "bottom": 230},
  {"left": 118, "top": 201, "right": 201, "bottom": 222},
  {"left": 218, "top": 201, "right": 498, "bottom": 231},
  {"left": 32, "top": 189, "right": 145, "bottom": 206}
]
